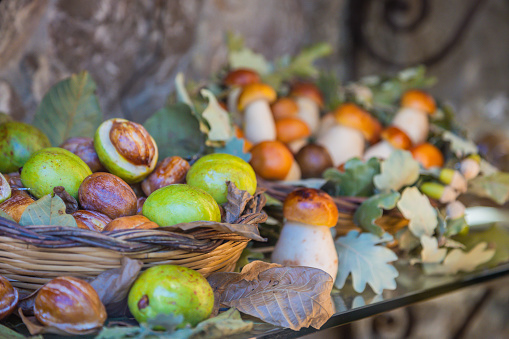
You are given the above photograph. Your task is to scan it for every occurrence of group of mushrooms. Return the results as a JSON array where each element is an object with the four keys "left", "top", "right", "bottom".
[{"left": 223, "top": 68, "right": 481, "bottom": 280}]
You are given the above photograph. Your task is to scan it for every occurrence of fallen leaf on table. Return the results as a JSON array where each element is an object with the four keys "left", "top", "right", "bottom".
[
  {"left": 441, "top": 130, "right": 478, "bottom": 157},
  {"left": 323, "top": 157, "right": 380, "bottom": 197},
  {"left": 353, "top": 191, "right": 401, "bottom": 236},
  {"left": 374, "top": 150, "right": 420, "bottom": 192},
  {"left": 201, "top": 89, "right": 234, "bottom": 145},
  {"left": 19, "top": 194, "right": 77, "bottom": 228},
  {"left": 444, "top": 217, "right": 468, "bottom": 237},
  {"left": 207, "top": 261, "right": 334, "bottom": 331},
  {"left": 191, "top": 308, "right": 253, "bottom": 339},
  {"left": 468, "top": 172, "right": 509, "bottom": 205},
  {"left": 335, "top": 230, "right": 399, "bottom": 294},
  {"left": 423, "top": 242, "right": 495, "bottom": 275},
  {"left": 397, "top": 187, "right": 437, "bottom": 237},
  {"left": 411, "top": 235, "right": 447, "bottom": 264}
]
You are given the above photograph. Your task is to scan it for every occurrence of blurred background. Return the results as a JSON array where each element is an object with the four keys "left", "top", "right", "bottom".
[{"left": 1, "top": 0, "right": 508, "bottom": 338}]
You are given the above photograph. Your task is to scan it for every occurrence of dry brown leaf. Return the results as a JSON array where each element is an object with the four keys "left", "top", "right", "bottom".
[
  {"left": 90, "top": 257, "right": 143, "bottom": 317},
  {"left": 53, "top": 186, "right": 78, "bottom": 214},
  {"left": 207, "top": 261, "right": 334, "bottom": 331},
  {"left": 164, "top": 221, "right": 266, "bottom": 242},
  {"left": 223, "top": 181, "right": 252, "bottom": 223}
]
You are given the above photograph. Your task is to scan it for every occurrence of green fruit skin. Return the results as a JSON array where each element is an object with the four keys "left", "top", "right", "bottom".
[
  {"left": 128, "top": 265, "right": 214, "bottom": 327},
  {"left": 143, "top": 184, "right": 220, "bottom": 226},
  {"left": 186, "top": 153, "right": 257, "bottom": 204},
  {"left": 21, "top": 147, "right": 92, "bottom": 199},
  {"left": 0, "top": 121, "right": 51, "bottom": 173}
]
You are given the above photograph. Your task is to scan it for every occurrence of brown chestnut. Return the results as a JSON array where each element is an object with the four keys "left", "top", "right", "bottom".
[
  {"left": 0, "top": 275, "right": 18, "bottom": 320},
  {"left": 34, "top": 276, "right": 106, "bottom": 332},
  {"left": 295, "top": 144, "right": 334, "bottom": 179},
  {"left": 60, "top": 137, "right": 105, "bottom": 173},
  {"left": 141, "top": 156, "right": 190, "bottom": 196},
  {"left": 103, "top": 215, "right": 159, "bottom": 232},
  {"left": 72, "top": 210, "right": 112, "bottom": 232},
  {"left": 0, "top": 191, "right": 35, "bottom": 222},
  {"left": 78, "top": 172, "right": 137, "bottom": 220}
]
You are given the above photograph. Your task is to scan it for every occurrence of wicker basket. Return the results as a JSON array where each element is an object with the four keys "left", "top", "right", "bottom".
[{"left": 0, "top": 189, "right": 267, "bottom": 291}]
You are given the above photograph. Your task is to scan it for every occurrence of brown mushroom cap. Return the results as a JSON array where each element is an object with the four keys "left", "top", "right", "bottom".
[
  {"left": 334, "top": 103, "right": 382, "bottom": 144},
  {"left": 382, "top": 126, "right": 412, "bottom": 150},
  {"left": 271, "top": 97, "right": 299, "bottom": 120},
  {"left": 250, "top": 141, "right": 294, "bottom": 180},
  {"left": 411, "top": 143, "right": 444, "bottom": 169},
  {"left": 237, "top": 83, "right": 277, "bottom": 111},
  {"left": 283, "top": 188, "right": 339, "bottom": 227},
  {"left": 223, "top": 68, "right": 261, "bottom": 87},
  {"left": 401, "top": 89, "right": 436, "bottom": 114},
  {"left": 290, "top": 82, "right": 324, "bottom": 108},
  {"left": 103, "top": 215, "right": 159, "bottom": 232},
  {"left": 295, "top": 144, "right": 334, "bottom": 179},
  {"left": 275, "top": 117, "right": 311, "bottom": 144}
]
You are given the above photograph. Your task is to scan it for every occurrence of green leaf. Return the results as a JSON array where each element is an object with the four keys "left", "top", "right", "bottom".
[
  {"left": 374, "top": 150, "right": 420, "bottom": 192},
  {"left": 283, "top": 43, "right": 332, "bottom": 78},
  {"left": 191, "top": 308, "right": 253, "bottom": 339},
  {"left": 316, "top": 71, "right": 342, "bottom": 112},
  {"left": 353, "top": 191, "right": 401, "bottom": 236},
  {"left": 226, "top": 31, "right": 245, "bottom": 52},
  {"left": 397, "top": 187, "right": 437, "bottom": 237},
  {"left": 445, "top": 217, "right": 468, "bottom": 237},
  {"left": 323, "top": 158, "right": 380, "bottom": 197},
  {"left": 423, "top": 242, "right": 495, "bottom": 275},
  {"left": 468, "top": 172, "right": 509, "bottom": 205},
  {"left": 335, "top": 230, "right": 399, "bottom": 294},
  {"left": 19, "top": 194, "right": 77, "bottom": 227},
  {"left": 229, "top": 49, "right": 271, "bottom": 75},
  {"left": 144, "top": 104, "right": 206, "bottom": 159},
  {"left": 0, "top": 112, "right": 12, "bottom": 125},
  {"left": 454, "top": 225, "right": 509, "bottom": 268},
  {"left": 441, "top": 131, "right": 478, "bottom": 157},
  {"left": 0, "top": 209, "right": 15, "bottom": 222},
  {"left": 32, "top": 71, "right": 103, "bottom": 146},
  {"left": 213, "top": 137, "right": 251, "bottom": 162},
  {"left": 0, "top": 324, "right": 33, "bottom": 339},
  {"left": 200, "top": 89, "right": 234, "bottom": 144}
]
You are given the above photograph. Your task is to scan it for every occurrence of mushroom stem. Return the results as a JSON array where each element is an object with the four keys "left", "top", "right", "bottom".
[
  {"left": 392, "top": 107, "right": 429, "bottom": 145},
  {"left": 288, "top": 138, "right": 308, "bottom": 154},
  {"left": 295, "top": 97, "right": 320, "bottom": 134},
  {"left": 317, "top": 124, "right": 365, "bottom": 166},
  {"left": 283, "top": 160, "right": 302, "bottom": 181},
  {"left": 243, "top": 100, "right": 276, "bottom": 144},
  {"left": 272, "top": 221, "right": 338, "bottom": 282},
  {"left": 363, "top": 140, "right": 394, "bottom": 160}
]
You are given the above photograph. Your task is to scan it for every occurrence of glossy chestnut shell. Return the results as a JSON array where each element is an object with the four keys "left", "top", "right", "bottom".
[
  {"left": 295, "top": 144, "right": 333, "bottom": 179},
  {"left": 141, "top": 156, "right": 190, "bottom": 196},
  {"left": 0, "top": 275, "right": 18, "bottom": 320},
  {"left": 72, "top": 210, "right": 112, "bottom": 232},
  {"left": 103, "top": 215, "right": 159, "bottom": 232},
  {"left": 60, "top": 137, "right": 104, "bottom": 173},
  {"left": 34, "top": 276, "right": 106, "bottom": 332},
  {"left": 0, "top": 190, "right": 34, "bottom": 222},
  {"left": 78, "top": 172, "right": 137, "bottom": 220}
]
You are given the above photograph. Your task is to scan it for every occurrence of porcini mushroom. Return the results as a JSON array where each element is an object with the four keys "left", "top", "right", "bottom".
[
  {"left": 290, "top": 82, "right": 324, "bottom": 133},
  {"left": 238, "top": 83, "right": 277, "bottom": 144},
  {"left": 411, "top": 143, "right": 444, "bottom": 169},
  {"left": 272, "top": 188, "right": 339, "bottom": 281},
  {"left": 392, "top": 90, "right": 436, "bottom": 145},
  {"left": 364, "top": 126, "right": 412, "bottom": 160},
  {"left": 271, "top": 97, "right": 299, "bottom": 120},
  {"left": 317, "top": 103, "right": 381, "bottom": 166},
  {"left": 250, "top": 140, "right": 301, "bottom": 181},
  {"left": 223, "top": 68, "right": 261, "bottom": 120},
  {"left": 275, "top": 117, "right": 311, "bottom": 153}
]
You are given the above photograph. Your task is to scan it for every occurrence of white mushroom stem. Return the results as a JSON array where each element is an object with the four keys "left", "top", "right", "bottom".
[
  {"left": 316, "top": 124, "right": 365, "bottom": 166},
  {"left": 295, "top": 97, "right": 320, "bottom": 134},
  {"left": 272, "top": 221, "right": 338, "bottom": 282},
  {"left": 392, "top": 107, "right": 429, "bottom": 145},
  {"left": 243, "top": 100, "right": 276, "bottom": 144},
  {"left": 288, "top": 138, "right": 308, "bottom": 154},
  {"left": 283, "top": 160, "right": 302, "bottom": 181},
  {"left": 363, "top": 141, "right": 394, "bottom": 160},
  {"left": 460, "top": 158, "right": 481, "bottom": 180},
  {"left": 316, "top": 113, "right": 336, "bottom": 136}
]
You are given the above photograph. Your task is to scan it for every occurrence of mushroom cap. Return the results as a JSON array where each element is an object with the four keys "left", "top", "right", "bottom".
[
  {"left": 237, "top": 83, "right": 277, "bottom": 111},
  {"left": 283, "top": 188, "right": 339, "bottom": 227},
  {"left": 290, "top": 82, "right": 324, "bottom": 108},
  {"left": 223, "top": 68, "right": 261, "bottom": 87},
  {"left": 382, "top": 126, "right": 412, "bottom": 150},
  {"left": 271, "top": 97, "right": 299, "bottom": 120},
  {"left": 411, "top": 143, "right": 444, "bottom": 169},
  {"left": 333, "top": 103, "right": 382, "bottom": 144},
  {"left": 249, "top": 141, "right": 294, "bottom": 180},
  {"left": 401, "top": 89, "right": 436, "bottom": 114},
  {"left": 275, "top": 117, "right": 311, "bottom": 144}
]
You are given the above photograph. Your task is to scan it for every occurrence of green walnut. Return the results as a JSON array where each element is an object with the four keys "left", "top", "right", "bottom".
[
  {"left": 94, "top": 118, "right": 158, "bottom": 184},
  {"left": 0, "top": 173, "right": 11, "bottom": 204},
  {"left": 21, "top": 147, "right": 92, "bottom": 199},
  {"left": 186, "top": 153, "right": 257, "bottom": 204},
  {"left": 0, "top": 121, "right": 51, "bottom": 173},
  {"left": 142, "top": 184, "right": 220, "bottom": 226},
  {"left": 128, "top": 265, "right": 214, "bottom": 328}
]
